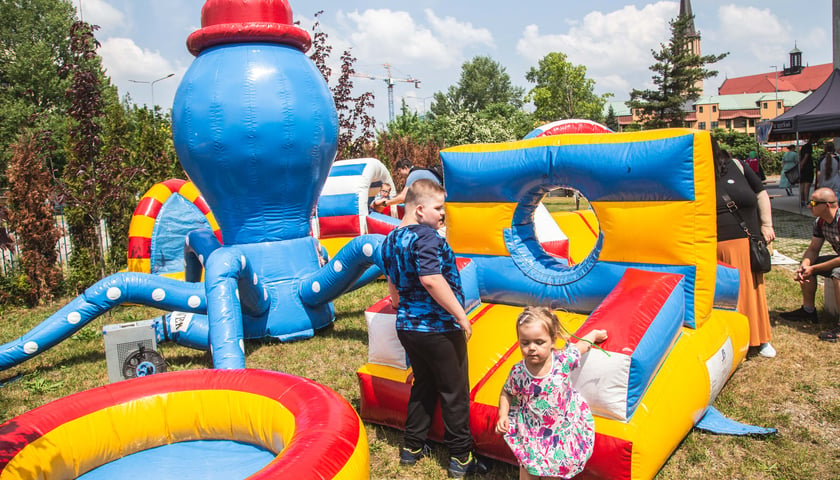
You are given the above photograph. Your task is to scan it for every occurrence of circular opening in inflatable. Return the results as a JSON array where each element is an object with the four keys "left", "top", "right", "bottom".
[
  {"left": 539, "top": 188, "right": 598, "bottom": 266},
  {"left": 504, "top": 185, "right": 602, "bottom": 287}
]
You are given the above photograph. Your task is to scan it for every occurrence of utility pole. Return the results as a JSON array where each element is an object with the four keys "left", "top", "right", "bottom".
[{"left": 351, "top": 63, "right": 420, "bottom": 122}]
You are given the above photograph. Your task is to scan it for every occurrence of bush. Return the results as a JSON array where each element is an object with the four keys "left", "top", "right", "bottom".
[
  {"left": 0, "top": 265, "right": 31, "bottom": 307},
  {"left": 63, "top": 247, "right": 101, "bottom": 295}
]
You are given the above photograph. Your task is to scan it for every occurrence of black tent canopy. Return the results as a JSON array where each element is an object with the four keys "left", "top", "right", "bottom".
[{"left": 762, "top": 68, "right": 840, "bottom": 142}]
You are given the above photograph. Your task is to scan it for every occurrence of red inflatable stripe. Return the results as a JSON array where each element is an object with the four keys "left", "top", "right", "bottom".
[
  {"left": 134, "top": 197, "right": 163, "bottom": 218},
  {"left": 576, "top": 269, "right": 682, "bottom": 353},
  {"left": 319, "top": 215, "right": 361, "bottom": 238}
]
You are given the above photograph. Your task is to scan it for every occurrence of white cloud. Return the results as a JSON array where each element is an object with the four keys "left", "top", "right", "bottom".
[
  {"left": 336, "top": 8, "right": 493, "bottom": 70},
  {"left": 99, "top": 38, "right": 172, "bottom": 79},
  {"left": 78, "top": 0, "right": 126, "bottom": 36},
  {"left": 715, "top": 5, "right": 790, "bottom": 64},
  {"left": 516, "top": 2, "right": 676, "bottom": 96},
  {"left": 98, "top": 37, "right": 184, "bottom": 106},
  {"left": 424, "top": 9, "right": 494, "bottom": 51}
]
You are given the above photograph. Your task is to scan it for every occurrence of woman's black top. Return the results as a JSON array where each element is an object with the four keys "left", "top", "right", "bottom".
[{"left": 716, "top": 161, "right": 764, "bottom": 241}]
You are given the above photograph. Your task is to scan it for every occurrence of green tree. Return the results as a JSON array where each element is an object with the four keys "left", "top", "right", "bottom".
[
  {"left": 605, "top": 105, "right": 619, "bottom": 131},
  {"left": 430, "top": 56, "right": 524, "bottom": 116},
  {"left": 0, "top": 0, "right": 76, "bottom": 185},
  {"left": 525, "top": 52, "right": 609, "bottom": 123},
  {"left": 627, "top": 15, "right": 727, "bottom": 128},
  {"left": 711, "top": 128, "right": 781, "bottom": 175},
  {"left": 429, "top": 111, "right": 518, "bottom": 146},
  {"left": 386, "top": 100, "right": 434, "bottom": 140}
]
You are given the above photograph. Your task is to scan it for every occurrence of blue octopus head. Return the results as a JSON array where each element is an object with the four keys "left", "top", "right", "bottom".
[{"left": 172, "top": 0, "right": 338, "bottom": 245}]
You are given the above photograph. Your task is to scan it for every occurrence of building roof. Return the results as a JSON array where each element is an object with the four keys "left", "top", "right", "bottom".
[
  {"left": 694, "top": 91, "right": 807, "bottom": 110},
  {"left": 718, "top": 63, "right": 833, "bottom": 95},
  {"left": 605, "top": 100, "right": 632, "bottom": 117}
]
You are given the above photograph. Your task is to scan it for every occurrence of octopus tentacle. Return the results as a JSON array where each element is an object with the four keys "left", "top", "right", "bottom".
[
  {"left": 185, "top": 229, "right": 223, "bottom": 282},
  {"left": 0, "top": 273, "right": 206, "bottom": 371},
  {"left": 203, "top": 247, "right": 271, "bottom": 369},
  {"left": 299, "top": 235, "right": 384, "bottom": 307}
]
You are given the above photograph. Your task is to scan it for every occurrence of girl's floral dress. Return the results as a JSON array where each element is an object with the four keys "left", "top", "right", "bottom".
[{"left": 502, "top": 343, "right": 595, "bottom": 478}]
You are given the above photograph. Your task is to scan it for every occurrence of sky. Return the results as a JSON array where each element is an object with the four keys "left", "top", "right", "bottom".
[{"left": 76, "top": 0, "right": 836, "bottom": 129}]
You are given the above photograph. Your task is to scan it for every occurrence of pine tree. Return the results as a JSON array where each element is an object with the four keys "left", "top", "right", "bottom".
[
  {"left": 627, "top": 15, "right": 727, "bottom": 128},
  {"left": 605, "top": 105, "right": 619, "bottom": 131}
]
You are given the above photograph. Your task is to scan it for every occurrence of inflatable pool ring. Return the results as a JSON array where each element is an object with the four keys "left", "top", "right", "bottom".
[{"left": 0, "top": 369, "right": 368, "bottom": 479}]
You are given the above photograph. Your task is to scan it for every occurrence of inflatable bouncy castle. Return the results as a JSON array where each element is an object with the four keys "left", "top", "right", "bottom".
[
  {"left": 314, "top": 158, "right": 400, "bottom": 257},
  {"left": 358, "top": 129, "right": 750, "bottom": 480}
]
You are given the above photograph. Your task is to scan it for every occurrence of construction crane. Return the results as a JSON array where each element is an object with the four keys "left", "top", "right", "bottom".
[{"left": 351, "top": 63, "right": 420, "bottom": 122}]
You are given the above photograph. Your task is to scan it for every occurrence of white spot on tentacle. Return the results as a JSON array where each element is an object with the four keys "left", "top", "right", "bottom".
[
  {"left": 67, "top": 312, "right": 82, "bottom": 324},
  {"left": 253, "top": 273, "right": 258, "bottom": 285},
  {"left": 106, "top": 287, "right": 122, "bottom": 301},
  {"left": 363, "top": 243, "right": 373, "bottom": 257},
  {"left": 198, "top": 254, "right": 204, "bottom": 265},
  {"left": 152, "top": 288, "right": 166, "bottom": 302},
  {"left": 23, "top": 341, "right": 38, "bottom": 354},
  {"left": 235, "top": 289, "right": 240, "bottom": 301},
  {"left": 333, "top": 260, "right": 343, "bottom": 272},
  {"left": 188, "top": 295, "right": 201, "bottom": 308},
  {"left": 312, "top": 281, "right": 321, "bottom": 293},
  {"left": 240, "top": 255, "right": 247, "bottom": 269}
]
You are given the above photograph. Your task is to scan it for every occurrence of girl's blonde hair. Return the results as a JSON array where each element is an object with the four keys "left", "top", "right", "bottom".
[{"left": 516, "top": 306, "right": 566, "bottom": 342}]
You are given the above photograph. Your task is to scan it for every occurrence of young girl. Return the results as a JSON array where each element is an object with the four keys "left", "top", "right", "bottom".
[{"left": 495, "top": 306, "right": 608, "bottom": 479}]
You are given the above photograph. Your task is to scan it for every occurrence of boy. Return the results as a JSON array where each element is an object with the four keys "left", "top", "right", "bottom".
[
  {"left": 370, "top": 182, "right": 392, "bottom": 213},
  {"left": 380, "top": 179, "right": 488, "bottom": 478}
]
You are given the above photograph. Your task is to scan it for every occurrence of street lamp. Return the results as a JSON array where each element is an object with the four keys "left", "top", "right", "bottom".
[
  {"left": 417, "top": 96, "right": 435, "bottom": 116},
  {"left": 128, "top": 73, "right": 175, "bottom": 111}
]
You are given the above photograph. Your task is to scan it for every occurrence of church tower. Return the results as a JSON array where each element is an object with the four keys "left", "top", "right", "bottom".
[{"left": 679, "top": 0, "right": 703, "bottom": 92}]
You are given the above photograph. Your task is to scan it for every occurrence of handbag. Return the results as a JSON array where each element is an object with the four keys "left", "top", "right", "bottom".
[
  {"left": 721, "top": 193, "right": 772, "bottom": 274},
  {"left": 785, "top": 167, "right": 800, "bottom": 185}
]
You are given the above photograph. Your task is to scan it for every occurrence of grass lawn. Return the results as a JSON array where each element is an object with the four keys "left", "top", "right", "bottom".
[{"left": 1, "top": 267, "right": 839, "bottom": 479}]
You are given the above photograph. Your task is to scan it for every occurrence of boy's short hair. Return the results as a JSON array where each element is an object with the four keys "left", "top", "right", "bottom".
[
  {"left": 405, "top": 178, "right": 446, "bottom": 207},
  {"left": 395, "top": 158, "right": 412, "bottom": 170}
]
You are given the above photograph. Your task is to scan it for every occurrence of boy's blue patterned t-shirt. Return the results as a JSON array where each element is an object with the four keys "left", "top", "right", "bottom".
[{"left": 381, "top": 223, "right": 465, "bottom": 332}]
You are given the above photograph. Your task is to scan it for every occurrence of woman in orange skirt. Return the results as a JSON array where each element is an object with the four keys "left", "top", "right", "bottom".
[{"left": 714, "top": 143, "right": 776, "bottom": 357}]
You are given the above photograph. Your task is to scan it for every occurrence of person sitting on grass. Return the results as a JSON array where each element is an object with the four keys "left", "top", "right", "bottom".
[{"left": 780, "top": 187, "right": 840, "bottom": 341}]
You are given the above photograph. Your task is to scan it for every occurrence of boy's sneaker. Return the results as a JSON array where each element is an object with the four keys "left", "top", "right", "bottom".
[
  {"left": 448, "top": 452, "right": 490, "bottom": 478},
  {"left": 780, "top": 306, "right": 819, "bottom": 323},
  {"left": 399, "top": 444, "right": 431, "bottom": 466},
  {"left": 818, "top": 325, "right": 840, "bottom": 342}
]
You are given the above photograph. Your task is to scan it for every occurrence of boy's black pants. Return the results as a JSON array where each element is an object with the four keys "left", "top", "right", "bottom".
[{"left": 397, "top": 329, "right": 472, "bottom": 457}]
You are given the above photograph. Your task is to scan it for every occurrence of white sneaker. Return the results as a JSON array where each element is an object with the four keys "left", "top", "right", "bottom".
[{"left": 758, "top": 343, "right": 776, "bottom": 358}]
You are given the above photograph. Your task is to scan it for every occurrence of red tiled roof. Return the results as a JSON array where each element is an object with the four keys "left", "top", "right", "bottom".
[
  {"left": 718, "top": 109, "right": 761, "bottom": 120},
  {"left": 718, "top": 63, "right": 833, "bottom": 95}
]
